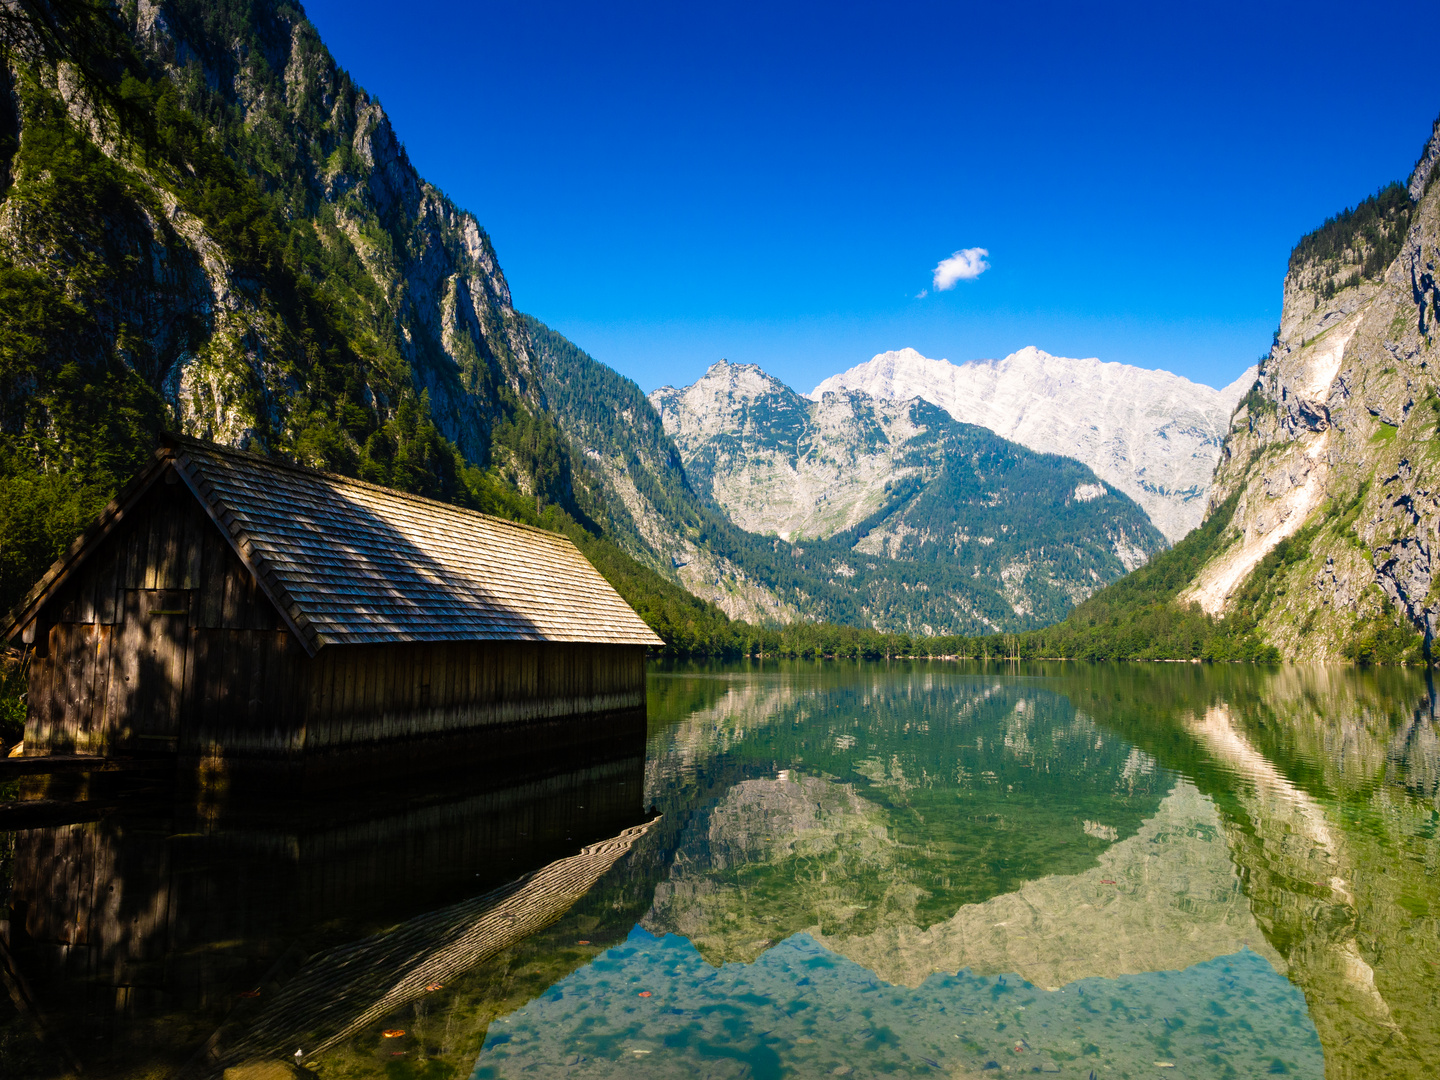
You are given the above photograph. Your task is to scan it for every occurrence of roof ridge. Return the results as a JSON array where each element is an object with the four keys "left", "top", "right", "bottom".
[{"left": 164, "top": 434, "right": 573, "bottom": 542}]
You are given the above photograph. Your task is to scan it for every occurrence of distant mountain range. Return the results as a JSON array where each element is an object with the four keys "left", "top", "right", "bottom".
[
  {"left": 649, "top": 360, "right": 1166, "bottom": 624},
  {"left": 814, "top": 347, "right": 1256, "bottom": 543},
  {"left": 14, "top": 0, "right": 1428, "bottom": 660}
]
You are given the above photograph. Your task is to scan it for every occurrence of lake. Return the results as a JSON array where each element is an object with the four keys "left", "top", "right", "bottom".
[{"left": 1, "top": 661, "right": 1436, "bottom": 1078}]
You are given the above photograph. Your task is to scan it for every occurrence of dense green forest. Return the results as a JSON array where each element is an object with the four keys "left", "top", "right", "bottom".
[{"left": 1288, "top": 181, "right": 1413, "bottom": 289}]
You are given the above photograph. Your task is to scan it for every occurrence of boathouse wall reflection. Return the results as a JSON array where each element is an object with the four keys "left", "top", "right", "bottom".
[{"left": 2, "top": 727, "right": 651, "bottom": 1078}]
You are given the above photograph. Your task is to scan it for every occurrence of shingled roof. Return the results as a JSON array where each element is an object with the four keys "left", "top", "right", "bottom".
[{"left": 5, "top": 437, "right": 663, "bottom": 654}]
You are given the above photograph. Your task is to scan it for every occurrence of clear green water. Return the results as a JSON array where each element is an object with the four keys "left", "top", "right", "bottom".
[
  {"left": 2, "top": 662, "right": 1437, "bottom": 1079},
  {"left": 469, "top": 662, "right": 1438, "bottom": 1079}
]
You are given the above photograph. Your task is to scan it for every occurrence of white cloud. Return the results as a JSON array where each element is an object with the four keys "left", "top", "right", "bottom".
[
  {"left": 914, "top": 288, "right": 928, "bottom": 299},
  {"left": 932, "top": 247, "right": 990, "bottom": 290}
]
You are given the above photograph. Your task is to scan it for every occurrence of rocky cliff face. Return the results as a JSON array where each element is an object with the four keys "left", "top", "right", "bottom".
[
  {"left": 2, "top": 0, "right": 541, "bottom": 468},
  {"left": 814, "top": 346, "right": 1254, "bottom": 544},
  {"left": 650, "top": 360, "right": 1167, "bottom": 625},
  {"left": 1179, "top": 128, "right": 1440, "bottom": 661},
  {"left": 652, "top": 361, "right": 936, "bottom": 542}
]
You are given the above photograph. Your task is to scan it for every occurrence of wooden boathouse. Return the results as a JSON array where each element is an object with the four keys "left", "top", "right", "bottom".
[{"left": 2, "top": 436, "right": 663, "bottom": 769}]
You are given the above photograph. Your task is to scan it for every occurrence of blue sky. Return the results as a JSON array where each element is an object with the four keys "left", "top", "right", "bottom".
[{"left": 302, "top": 0, "right": 1437, "bottom": 394}]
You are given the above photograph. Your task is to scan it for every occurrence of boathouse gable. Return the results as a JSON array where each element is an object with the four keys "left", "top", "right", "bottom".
[
  {"left": 5, "top": 438, "right": 661, "bottom": 760},
  {"left": 15, "top": 465, "right": 295, "bottom": 756}
]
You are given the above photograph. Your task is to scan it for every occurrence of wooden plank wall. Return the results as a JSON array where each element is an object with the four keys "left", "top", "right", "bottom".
[
  {"left": 296, "top": 642, "right": 647, "bottom": 751},
  {"left": 25, "top": 478, "right": 297, "bottom": 755},
  {"left": 25, "top": 471, "right": 650, "bottom": 759}
]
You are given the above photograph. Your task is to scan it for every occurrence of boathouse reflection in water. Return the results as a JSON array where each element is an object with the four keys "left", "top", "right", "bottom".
[{"left": 1, "top": 725, "right": 651, "bottom": 1078}]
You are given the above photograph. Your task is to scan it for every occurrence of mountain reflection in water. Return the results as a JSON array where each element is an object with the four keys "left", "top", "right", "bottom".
[{"left": 2, "top": 663, "right": 1437, "bottom": 1079}]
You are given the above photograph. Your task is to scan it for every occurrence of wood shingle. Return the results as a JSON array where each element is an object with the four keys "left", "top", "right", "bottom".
[{"left": 7, "top": 436, "right": 663, "bottom": 655}]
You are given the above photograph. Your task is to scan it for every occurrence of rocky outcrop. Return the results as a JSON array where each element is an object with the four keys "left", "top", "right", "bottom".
[
  {"left": 1410, "top": 116, "right": 1440, "bottom": 201},
  {"left": 1, "top": 0, "right": 541, "bottom": 475},
  {"left": 1181, "top": 119, "right": 1440, "bottom": 660},
  {"left": 652, "top": 363, "right": 918, "bottom": 541},
  {"left": 814, "top": 346, "right": 1254, "bottom": 543}
]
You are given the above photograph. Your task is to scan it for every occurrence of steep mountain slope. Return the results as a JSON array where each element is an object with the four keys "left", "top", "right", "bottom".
[
  {"left": 529, "top": 321, "right": 1095, "bottom": 634},
  {"left": 1173, "top": 146, "right": 1440, "bottom": 661},
  {"left": 1017, "top": 115, "right": 1440, "bottom": 664},
  {"left": 649, "top": 360, "right": 1166, "bottom": 622},
  {"left": 813, "top": 346, "right": 1254, "bottom": 543}
]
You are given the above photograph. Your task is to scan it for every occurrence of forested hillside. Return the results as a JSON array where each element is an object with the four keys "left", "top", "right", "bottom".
[{"left": 0, "top": 0, "right": 1121, "bottom": 652}]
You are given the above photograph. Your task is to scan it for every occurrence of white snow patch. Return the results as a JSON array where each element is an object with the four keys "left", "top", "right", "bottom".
[{"left": 811, "top": 346, "right": 1256, "bottom": 542}]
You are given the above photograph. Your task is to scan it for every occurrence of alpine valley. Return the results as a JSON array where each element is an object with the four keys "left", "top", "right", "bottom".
[
  {"left": 649, "top": 360, "right": 1167, "bottom": 626},
  {"left": 2, "top": 0, "right": 1439, "bottom": 662}
]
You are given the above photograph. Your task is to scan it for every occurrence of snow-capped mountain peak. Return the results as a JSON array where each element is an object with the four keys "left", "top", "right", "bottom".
[{"left": 811, "top": 347, "right": 1255, "bottom": 542}]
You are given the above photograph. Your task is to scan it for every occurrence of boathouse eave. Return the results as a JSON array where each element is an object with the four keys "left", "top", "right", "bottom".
[
  {"left": 166, "top": 446, "right": 321, "bottom": 657},
  {"left": 1, "top": 448, "right": 174, "bottom": 649},
  {"left": 1, "top": 448, "right": 323, "bottom": 658}
]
